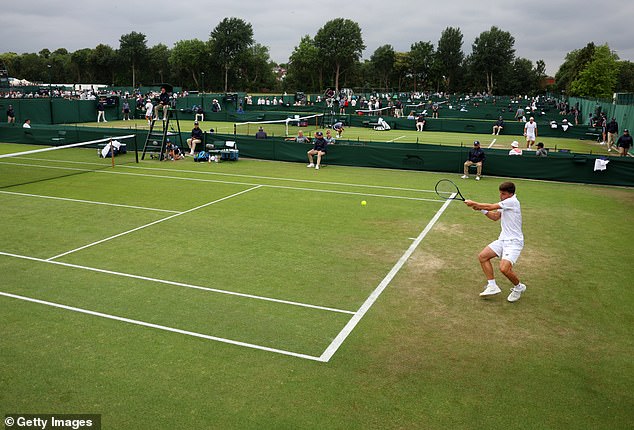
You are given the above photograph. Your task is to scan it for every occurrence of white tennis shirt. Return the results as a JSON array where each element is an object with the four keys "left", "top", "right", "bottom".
[{"left": 497, "top": 194, "right": 524, "bottom": 242}]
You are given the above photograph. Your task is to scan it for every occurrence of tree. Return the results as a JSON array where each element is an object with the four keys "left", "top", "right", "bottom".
[
  {"left": 286, "top": 35, "right": 321, "bottom": 92},
  {"left": 70, "top": 48, "right": 92, "bottom": 82},
  {"left": 209, "top": 17, "right": 254, "bottom": 92},
  {"left": 435, "top": 27, "right": 464, "bottom": 92},
  {"left": 238, "top": 43, "right": 277, "bottom": 92},
  {"left": 118, "top": 31, "right": 148, "bottom": 88},
  {"left": 169, "top": 39, "right": 208, "bottom": 89},
  {"left": 392, "top": 52, "right": 410, "bottom": 92},
  {"left": 615, "top": 60, "right": 634, "bottom": 93},
  {"left": 314, "top": 18, "right": 365, "bottom": 92},
  {"left": 370, "top": 45, "right": 395, "bottom": 91},
  {"left": 148, "top": 44, "right": 171, "bottom": 84},
  {"left": 471, "top": 26, "right": 515, "bottom": 94},
  {"left": 570, "top": 44, "right": 620, "bottom": 98},
  {"left": 408, "top": 41, "right": 435, "bottom": 92},
  {"left": 554, "top": 42, "right": 596, "bottom": 94},
  {"left": 90, "top": 44, "right": 117, "bottom": 84}
]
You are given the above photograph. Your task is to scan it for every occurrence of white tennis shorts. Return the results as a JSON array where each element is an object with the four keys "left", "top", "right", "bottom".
[{"left": 488, "top": 239, "right": 524, "bottom": 265}]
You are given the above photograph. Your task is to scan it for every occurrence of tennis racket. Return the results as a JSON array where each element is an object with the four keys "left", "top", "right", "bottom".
[{"left": 435, "top": 179, "right": 466, "bottom": 201}]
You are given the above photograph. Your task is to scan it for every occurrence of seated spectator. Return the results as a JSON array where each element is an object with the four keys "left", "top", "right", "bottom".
[
  {"left": 22, "top": 118, "right": 31, "bottom": 128},
  {"left": 195, "top": 106, "right": 204, "bottom": 122},
  {"left": 535, "top": 142, "right": 548, "bottom": 157},
  {"left": 211, "top": 99, "right": 221, "bottom": 112},
  {"left": 416, "top": 114, "right": 426, "bottom": 132},
  {"left": 307, "top": 131, "right": 328, "bottom": 170},
  {"left": 295, "top": 130, "right": 310, "bottom": 143},
  {"left": 509, "top": 141, "right": 523, "bottom": 156},
  {"left": 186, "top": 121, "right": 203, "bottom": 156},
  {"left": 324, "top": 129, "right": 336, "bottom": 144},
  {"left": 492, "top": 116, "right": 504, "bottom": 135},
  {"left": 406, "top": 111, "right": 416, "bottom": 120},
  {"left": 255, "top": 127, "right": 267, "bottom": 139},
  {"left": 462, "top": 140, "right": 485, "bottom": 181}
]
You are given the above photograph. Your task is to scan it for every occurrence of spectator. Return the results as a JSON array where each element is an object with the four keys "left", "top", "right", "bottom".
[
  {"left": 416, "top": 113, "right": 426, "bottom": 132},
  {"left": 333, "top": 121, "right": 345, "bottom": 138},
  {"left": 606, "top": 117, "right": 619, "bottom": 152},
  {"left": 492, "top": 116, "right": 504, "bottom": 135},
  {"left": 509, "top": 141, "right": 523, "bottom": 156},
  {"left": 122, "top": 100, "right": 130, "bottom": 121},
  {"left": 462, "top": 140, "right": 485, "bottom": 181},
  {"left": 617, "top": 129, "right": 632, "bottom": 157},
  {"left": 324, "top": 129, "right": 336, "bottom": 145},
  {"left": 255, "top": 127, "right": 267, "bottom": 139},
  {"left": 535, "top": 142, "right": 548, "bottom": 157},
  {"left": 406, "top": 111, "right": 416, "bottom": 120},
  {"left": 7, "top": 104, "right": 15, "bottom": 124},
  {"left": 154, "top": 86, "right": 170, "bottom": 120},
  {"left": 432, "top": 103, "right": 439, "bottom": 118},
  {"left": 524, "top": 117, "right": 537, "bottom": 150},
  {"left": 22, "top": 118, "right": 31, "bottom": 128},
  {"left": 515, "top": 106, "right": 525, "bottom": 121},
  {"left": 307, "top": 131, "right": 328, "bottom": 170},
  {"left": 211, "top": 99, "right": 221, "bottom": 112},
  {"left": 599, "top": 114, "right": 607, "bottom": 145},
  {"left": 195, "top": 105, "right": 204, "bottom": 122},
  {"left": 187, "top": 121, "right": 203, "bottom": 156},
  {"left": 96, "top": 100, "right": 107, "bottom": 122},
  {"left": 295, "top": 130, "right": 310, "bottom": 143}
]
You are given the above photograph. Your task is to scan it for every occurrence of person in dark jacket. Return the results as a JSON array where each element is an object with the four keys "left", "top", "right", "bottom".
[
  {"left": 307, "top": 131, "right": 328, "bottom": 170},
  {"left": 606, "top": 117, "right": 619, "bottom": 152},
  {"left": 462, "top": 140, "right": 486, "bottom": 180},
  {"left": 617, "top": 129, "right": 632, "bottom": 157}
]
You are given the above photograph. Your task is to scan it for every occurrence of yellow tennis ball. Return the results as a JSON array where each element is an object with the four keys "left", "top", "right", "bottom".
[{"left": 361, "top": 200, "right": 367, "bottom": 206}]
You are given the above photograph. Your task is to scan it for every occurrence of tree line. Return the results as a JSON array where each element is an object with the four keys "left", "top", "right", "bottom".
[{"left": 1, "top": 18, "right": 632, "bottom": 98}]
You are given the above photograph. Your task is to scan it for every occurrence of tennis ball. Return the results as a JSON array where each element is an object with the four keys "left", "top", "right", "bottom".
[{"left": 361, "top": 200, "right": 367, "bottom": 206}]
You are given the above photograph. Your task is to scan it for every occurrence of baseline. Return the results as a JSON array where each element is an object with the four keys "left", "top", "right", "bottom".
[{"left": 319, "top": 197, "right": 455, "bottom": 362}]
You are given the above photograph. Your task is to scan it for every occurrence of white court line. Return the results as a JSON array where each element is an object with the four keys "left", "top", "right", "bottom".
[
  {"left": 0, "top": 251, "right": 354, "bottom": 315},
  {"left": 1, "top": 160, "right": 442, "bottom": 203},
  {"left": 0, "top": 190, "right": 179, "bottom": 214},
  {"left": 387, "top": 135, "right": 407, "bottom": 142},
  {"left": 0, "top": 291, "right": 324, "bottom": 362},
  {"left": 319, "top": 196, "right": 455, "bottom": 362},
  {"left": 46, "top": 185, "right": 261, "bottom": 261},
  {"left": 488, "top": 138, "right": 497, "bottom": 148}
]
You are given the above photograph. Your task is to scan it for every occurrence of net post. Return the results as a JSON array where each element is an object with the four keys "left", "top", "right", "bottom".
[
  {"left": 134, "top": 130, "right": 139, "bottom": 163},
  {"left": 110, "top": 138, "right": 115, "bottom": 168}
]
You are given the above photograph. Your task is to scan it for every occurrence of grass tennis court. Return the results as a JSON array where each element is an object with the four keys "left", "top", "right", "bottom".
[{"left": 1, "top": 141, "right": 633, "bottom": 428}]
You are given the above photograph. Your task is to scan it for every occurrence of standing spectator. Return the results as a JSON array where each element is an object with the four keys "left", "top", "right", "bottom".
[
  {"left": 464, "top": 181, "right": 527, "bottom": 302},
  {"left": 606, "top": 117, "right": 619, "bottom": 152},
  {"left": 186, "top": 121, "right": 203, "bottom": 156},
  {"left": 7, "top": 104, "right": 15, "bottom": 124},
  {"left": 22, "top": 118, "right": 31, "bottom": 128},
  {"left": 599, "top": 114, "right": 607, "bottom": 145},
  {"left": 96, "top": 100, "right": 107, "bottom": 122},
  {"left": 432, "top": 103, "right": 439, "bottom": 118},
  {"left": 416, "top": 113, "right": 426, "bottom": 131},
  {"left": 524, "top": 117, "right": 537, "bottom": 149},
  {"left": 462, "top": 140, "right": 485, "bottom": 181},
  {"left": 509, "top": 141, "right": 523, "bottom": 156},
  {"left": 121, "top": 100, "right": 130, "bottom": 121},
  {"left": 617, "top": 129, "right": 632, "bottom": 157},
  {"left": 255, "top": 127, "right": 267, "bottom": 139},
  {"left": 492, "top": 116, "right": 504, "bottom": 135},
  {"left": 514, "top": 106, "right": 525, "bottom": 121},
  {"left": 307, "top": 131, "right": 328, "bottom": 170},
  {"left": 535, "top": 142, "right": 548, "bottom": 157}
]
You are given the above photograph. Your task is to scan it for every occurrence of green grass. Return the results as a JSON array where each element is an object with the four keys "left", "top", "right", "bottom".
[
  {"left": 84, "top": 118, "right": 615, "bottom": 156},
  {"left": 0, "top": 143, "right": 633, "bottom": 429}
]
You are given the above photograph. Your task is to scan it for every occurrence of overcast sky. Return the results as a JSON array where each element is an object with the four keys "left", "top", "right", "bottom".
[{"left": 2, "top": 0, "right": 632, "bottom": 78}]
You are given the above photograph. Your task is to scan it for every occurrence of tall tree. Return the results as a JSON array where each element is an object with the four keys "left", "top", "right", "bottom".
[
  {"left": 286, "top": 35, "right": 321, "bottom": 91},
  {"left": 118, "top": 31, "right": 148, "bottom": 88},
  {"left": 409, "top": 41, "right": 435, "bottom": 91},
  {"left": 370, "top": 44, "right": 395, "bottom": 91},
  {"left": 314, "top": 18, "right": 365, "bottom": 92},
  {"left": 570, "top": 44, "right": 620, "bottom": 98},
  {"left": 392, "top": 52, "right": 410, "bottom": 92},
  {"left": 471, "top": 26, "right": 515, "bottom": 94},
  {"left": 209, "top": 17, "right": 254, "bottom": 92},
  {"left": 70, "top": 48, "right": 92, "bottom": 82},
  {"left": 435, "top": 27, "right": 464, "bottom": 92},
  {"left": 554, "top": 42, "right": 596, "bottom": 94},
  {"left": 90, "top": 44, "right": 117, "bottom": 84},
  {"left": 615, "top": 60, "right": 634, "bottom": 93},
  {"left": 148, "top": 43, "right": 171, "bottom": 84},
  {"left": 169, "top": 39, "right": 208, "bottom": 89},
  {"left": 238, "top": 43, "right": 276, "bottom": 92}
]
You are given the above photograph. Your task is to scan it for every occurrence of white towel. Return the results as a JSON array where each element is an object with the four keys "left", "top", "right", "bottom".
[{"left": 594, "top": 159, "right": 609, "bottom": 171}]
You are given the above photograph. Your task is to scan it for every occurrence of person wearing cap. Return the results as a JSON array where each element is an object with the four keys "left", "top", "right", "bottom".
[
  {"left": 255, "top": 126, "right": 267, "bottom": 139},
  {"left": 617, "top": 129, "right": 632, "bottom": 157},
  {"left": 187, "top": 121, "right": 203, "bottom": 156},
  {"left": 524, "top": 116, "right": 537, "bottom": 149},
  {"left": 165, "top": 138, "right": 184, "bottom": 161},
  {"left": 144, "top": 98, "right": 154, "bottom": 125},
  {"left": 462, "top": 140, "right": 485, "bottom": 181},
  {"left": 492, "top": 116, "right": 504, "bottom": 135},
  {"left": 509, "top": 141, "right": 523, "bottom": 156},
  {"left": 307, "top": 131, "right": 328, "bottom": 170},
  {"left": 154, "top": 87, "right": 170, "bottom": 121},
  {"left": 535, "top": 142, "right": 548, "bottom": 157},
  {"left": 606, "top": 117, "right": 619, "bottom": 152}
]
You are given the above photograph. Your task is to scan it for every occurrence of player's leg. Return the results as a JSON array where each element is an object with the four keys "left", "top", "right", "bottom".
[
  {"left": 478, "top": 245, "right": 502, "bottom": 296},
  {"left": 462, "top": 160, "right": 472, "bottom": 178},
  {"left": 307, "top": 149, "right": 315, "bottom": 167},
  {"left": 499, "top": 259, "right": 519, "bottom": 285},
  {"left": 476, "top": 161, "right": 482, "bottom": 177}
]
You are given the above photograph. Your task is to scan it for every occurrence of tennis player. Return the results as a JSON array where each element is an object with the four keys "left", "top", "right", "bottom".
[{"left": 464, "top": 181, "right": 527, "bottom": 302}]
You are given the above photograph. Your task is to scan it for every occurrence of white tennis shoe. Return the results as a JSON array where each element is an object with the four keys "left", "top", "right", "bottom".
[
  {"left": 507, "top": 284, "right": 527, "bottom": 302},
  {"left": 307, "top": 163, "right": 314, "bottom": 168},
  {"left": 479, "top": 284, "right": 501, "bottom": 296},
  {"left": 461, "top": 175, "right": 469, "bottom": 179}
]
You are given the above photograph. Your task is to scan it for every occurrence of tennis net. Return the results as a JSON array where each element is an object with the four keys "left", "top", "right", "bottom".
[
  {"left": 0, "top": 135, "right": 137, "bottom": 189},
  {"left": 233, "top": 113, "right": 323, "bottom": 137}
]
